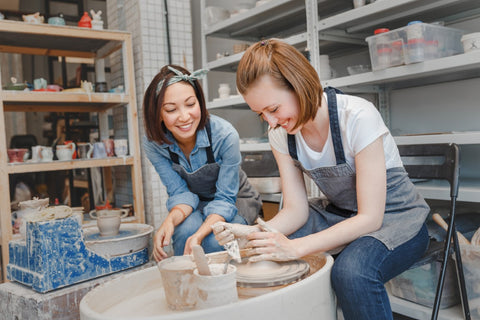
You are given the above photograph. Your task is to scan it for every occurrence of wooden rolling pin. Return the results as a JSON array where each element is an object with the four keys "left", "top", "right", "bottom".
[{"left": 432, "top": 213, "right": 470, "bottom": 245}]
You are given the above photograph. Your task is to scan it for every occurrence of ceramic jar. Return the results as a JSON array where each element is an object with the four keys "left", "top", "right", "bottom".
[
  {"left": 77, "top": 143, "right": 93, "bottom": 159},
  {"left": 114, "top": 139, "right": 128, "bottom": 156},
  {"left": 89, "top": 209, "right": 129, "bottom": 236},
  {"left": 218, "top": 83, "right": 231, "bottom": 99},
  {"left": 56, "top": 142, "right": 76, "bottom": 161}
]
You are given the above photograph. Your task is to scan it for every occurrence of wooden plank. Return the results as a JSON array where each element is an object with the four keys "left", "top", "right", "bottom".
[
  {"left": 0, "top": 20, "right": 130, "bottom": 42},
  {"left": 0, "top": 45, "right": 96, "bottom": 59},
  {"left": 7, "top": 157, "right": 134, "bottom": 174},
  {"left": 0, "top": 90, "right": 12, "bottom": 281},
  {"left": 123, "top": 36, "right": 145, "bottom": 224},
  {"left": 1, "top": 92, "right": 130, "bottom": 104},
  {"left": 3, "top": 104, "right": 113, "bottom": 113}
]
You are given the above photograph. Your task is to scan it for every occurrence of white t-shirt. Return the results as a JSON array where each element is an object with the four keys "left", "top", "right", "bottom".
[{"left": 269, "top": 92, "right": 403, "bottom": 171}]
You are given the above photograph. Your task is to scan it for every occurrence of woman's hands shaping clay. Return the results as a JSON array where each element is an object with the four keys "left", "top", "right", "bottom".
[
  {"left": 213, "top": 218, "right": 300, "bottom": 262},
  {"left": 212, "top": 221, "right": 260, "bottom": 248}
]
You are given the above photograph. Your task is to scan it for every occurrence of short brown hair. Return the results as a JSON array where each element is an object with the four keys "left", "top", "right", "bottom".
[
  {"left": 143, "top": 65, "right": 209, "bottom": 144},
  {"left": 236, "top": 39, "right": 323, "bottom": 130}
]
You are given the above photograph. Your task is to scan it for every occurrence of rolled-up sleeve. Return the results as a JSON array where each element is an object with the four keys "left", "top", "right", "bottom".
[
  {"left": 143, "top": 136, "right": 199, "bottom": 211},
  {"left": 202, "top": 127, "right": 241, "bottom": 222}
]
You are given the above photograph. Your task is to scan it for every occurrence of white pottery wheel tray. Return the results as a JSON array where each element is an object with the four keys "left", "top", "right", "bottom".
[
  {"left": 83, "top": 223, "right": 153, "bottom": 257},
  {"left": 234, "top": 259, "right": 310, "bottom": 288}
]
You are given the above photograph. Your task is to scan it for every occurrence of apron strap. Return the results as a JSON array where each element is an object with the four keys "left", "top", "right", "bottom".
[
  {"left": 287, "top": 87, "right": 346, "bottom": 164},
  {"left": 168, "top": 119, "right": 216, "bottom": 165},
  {"left": 324, "top": 86, "right": 346, "bottom": 165}
]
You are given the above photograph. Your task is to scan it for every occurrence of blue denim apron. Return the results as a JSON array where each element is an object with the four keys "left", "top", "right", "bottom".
[
  {"left": 168, "top": 120, "right": 261, "bottom": 224},
  {"left": 287, "top": 87, "right": 429, "bottom": 250}
]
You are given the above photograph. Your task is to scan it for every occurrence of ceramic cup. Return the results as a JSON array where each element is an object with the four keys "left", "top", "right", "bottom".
[
  {"left": 194, "top": 263, "right": 238, "bottom": 309},
  {"left": 89, "top": 209, "right": 128, "bottom": 236},
  {"left": 114, "top": 139, "right": 128, "bottom": 156},
  {"left": 31, "top": 145, "right": 44, "bottom": 162},
  {"left": 157, "top": 256, "right": 197, "bottom": 310},
  {"left": 103, "top": 139, "right": 115, "bottom": 157},
  {"left": 40, "top": 147, "right": 54, "bottom": 162},
  {"left": 7, "top": 148, "right": 29, "bottom": 163},
  {"left": 56, "top": 142, "right": 76, "bottom": 161},
  {"left": 218, "top": 83, "right": 231, "bottom": 99},
  {"left": 77, "top": 142, "right": 93, "bottom": 159},
  {"left": 92, "top": 142, "right": 107, "bottom": 158}
]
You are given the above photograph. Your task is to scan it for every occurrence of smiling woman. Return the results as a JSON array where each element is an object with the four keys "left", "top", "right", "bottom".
[{"left": 142, "top": 65, "right": 262, "bottom": 262}]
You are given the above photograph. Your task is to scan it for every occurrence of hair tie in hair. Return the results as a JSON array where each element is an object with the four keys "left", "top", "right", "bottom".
[{"left": 156, "top": 66, "right": 208, "bottom": 96}]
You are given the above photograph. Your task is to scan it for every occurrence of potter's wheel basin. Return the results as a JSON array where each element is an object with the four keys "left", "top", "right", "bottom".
[
  {"left": 79, "top": 253, "right": 336, "bottom": 320},
  {"left": 83, "top": 223, "right": 153, "bottom": 257}
]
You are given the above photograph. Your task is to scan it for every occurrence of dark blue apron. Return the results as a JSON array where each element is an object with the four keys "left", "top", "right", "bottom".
[
  {"left": 287, "top": 87, "right": 429, "bottom": 249},
  {"left": 169, "top": 120, "right": 261, "bottom": 224}
]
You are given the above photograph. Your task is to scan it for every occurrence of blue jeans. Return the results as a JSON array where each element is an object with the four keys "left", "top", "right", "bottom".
[
  {"left": 290, "top": 214, "right": 429, "bottom": 320},
  {"left": 332, "top": 224, "right": 428, "bottom": 320},
  {"left": 172, "top": 210, "right": 247, "bottom": 255}
]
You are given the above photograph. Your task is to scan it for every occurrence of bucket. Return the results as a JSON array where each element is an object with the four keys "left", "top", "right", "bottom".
[
  {"left": 194, "top": 264, "right": 238, "bottom": 309},
  {"left": 157, "top": 256, "right": 197, "bottom": 310}
]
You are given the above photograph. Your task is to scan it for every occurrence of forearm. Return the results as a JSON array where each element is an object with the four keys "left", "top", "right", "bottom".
[
  {"left": 193, "top": 213, "right": 226, "bottom": 240},
  {"left": 168, "top": 204, "right": 192, "bottom": 226},
  {"left": 294, "top": 213, "right": 384, "bottom": 257}
]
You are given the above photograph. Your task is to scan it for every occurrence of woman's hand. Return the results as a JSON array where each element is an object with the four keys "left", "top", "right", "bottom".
[
  {"left": 246, "top": 231, "right": 300, "bottom": 262},
  {"left": 183, "top": 233, "right": 203, "bottom": 255},
  {"left": 152, "top": 217, "right": 175, "bottom": 261},
  {"left": 211, "top": 221, "right": 260, "bottom": 248}
]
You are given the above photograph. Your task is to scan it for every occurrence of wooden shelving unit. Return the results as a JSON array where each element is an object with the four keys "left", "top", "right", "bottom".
[{"left": 0, "top": 20, "right": 145, "bottom": 280}]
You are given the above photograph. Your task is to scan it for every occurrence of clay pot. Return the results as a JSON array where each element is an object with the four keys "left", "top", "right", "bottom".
[{"left": 7, "top": 148, "right": 29, "bottom": 163}]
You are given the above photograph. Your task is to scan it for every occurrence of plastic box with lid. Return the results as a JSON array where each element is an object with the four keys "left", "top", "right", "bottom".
[
  {"left": 366, "top": 23, "right": 464, "bottom": 70},
  {"left": 385, "top": 242, "right": 460, "bottom": 309},
  {"left": 460, "top": 244, "right": 480, "bottom": 319}
]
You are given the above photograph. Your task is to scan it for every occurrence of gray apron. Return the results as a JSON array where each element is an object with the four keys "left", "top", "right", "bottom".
[
  {"left": 168, "top": 120, "right": 261, "bottom": 225},
  {"left": 287, "top": 87, "right": 429, "bottom": 250}
]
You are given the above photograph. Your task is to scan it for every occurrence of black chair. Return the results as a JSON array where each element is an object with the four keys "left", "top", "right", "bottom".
[{"left": 398, "top": 143, "right": 470, "bottom": 320}]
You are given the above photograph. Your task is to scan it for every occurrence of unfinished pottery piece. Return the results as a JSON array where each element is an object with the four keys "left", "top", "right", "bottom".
[
  {"left": 234, "top": 259, "right": 310, "bottom": 288},
  {"left": 194, "top": 263, "right": 238, "bottom": 309},
  {"left": 157, "top": 255, "right": 197, "bottom": 311}
]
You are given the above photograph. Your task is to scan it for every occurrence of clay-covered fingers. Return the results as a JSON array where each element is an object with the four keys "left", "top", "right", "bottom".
[
  {"left": 211, "top": 221, "right": 234, "bottom": 246},
  {"left": 245, "top": 231, "right": 298, "bottom": 262}
]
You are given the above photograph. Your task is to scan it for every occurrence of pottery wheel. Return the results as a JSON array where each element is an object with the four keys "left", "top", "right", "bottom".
[{"left": 234, "top": 259, "right": 310, "bottom": 288}]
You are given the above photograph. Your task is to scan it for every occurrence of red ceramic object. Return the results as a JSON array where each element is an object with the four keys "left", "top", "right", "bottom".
[
  {"left": 8, "top": 148, "right": 29, "bottom": 163},
  {"left": 78, "top": 12, "right": 92, "bottom": 28}
]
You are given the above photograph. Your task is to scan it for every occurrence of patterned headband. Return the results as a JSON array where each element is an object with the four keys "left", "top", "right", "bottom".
[{"left": 156, "top": 66, "right": 208, "bottom": 96}]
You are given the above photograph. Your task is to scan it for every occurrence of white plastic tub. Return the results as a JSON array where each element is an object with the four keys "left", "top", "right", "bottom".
[{"left": 80, "top": 253, "right": 336, "bottom": 320}]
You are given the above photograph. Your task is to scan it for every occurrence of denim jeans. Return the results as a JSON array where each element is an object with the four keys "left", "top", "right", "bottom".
[
  {"left": 290, "top": 211, "right": 429, "bottom": 320},
  {"left": 172, "top": 210, "right": 247, "bottom": 255},
  {"left": 332, "top": 224, "right": 429, "bottom": 320}
]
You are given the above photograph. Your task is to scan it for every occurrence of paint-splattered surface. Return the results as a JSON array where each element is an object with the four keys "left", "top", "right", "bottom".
[{"left": 7, "top": 216, "right": 149, "bottom": 292}]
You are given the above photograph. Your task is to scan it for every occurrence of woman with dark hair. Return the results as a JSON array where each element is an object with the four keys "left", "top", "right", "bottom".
[{"left": 143, "top": 65, "right": 261, "bottom": 261}]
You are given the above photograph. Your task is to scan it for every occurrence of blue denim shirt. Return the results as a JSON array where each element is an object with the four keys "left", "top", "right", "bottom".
[{"left": 143, "top": 115, "right": 241, "bottom": 221}]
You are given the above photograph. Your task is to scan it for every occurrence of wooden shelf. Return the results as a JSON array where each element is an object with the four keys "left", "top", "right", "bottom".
[
  {"left": 0, "top": 20, "right": 145, "bottom": 281},
  {"left": 1, "top": 91, "right": 130, "bottom": 112},
  {"left": 7, "top": 157, "right": 134, "bottom": 174},
  {"left": 0, "top": 20, "right": 129, "bottom": 58}
]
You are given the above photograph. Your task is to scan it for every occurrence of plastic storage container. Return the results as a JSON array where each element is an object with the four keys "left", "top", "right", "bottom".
[
  {"left": 460, "top": 244, "right": 480, "bottom": 319},
  {"left": 366, "top": 22, "right": 464, "bottom": 70},
  {"left": 386, "top": 244, "right": 460, "bottom": 309}
]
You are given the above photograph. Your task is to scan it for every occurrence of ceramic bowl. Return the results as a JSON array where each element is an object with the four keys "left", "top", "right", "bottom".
[
  {"left": 461, "top": 32, "right": 480, "bottom": 53},
  {"left": 347, "top": 64, "right": 371, "bottom": 75},
  {"left": 7, "top": 148, "right": 29, "bottom": 163}
]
